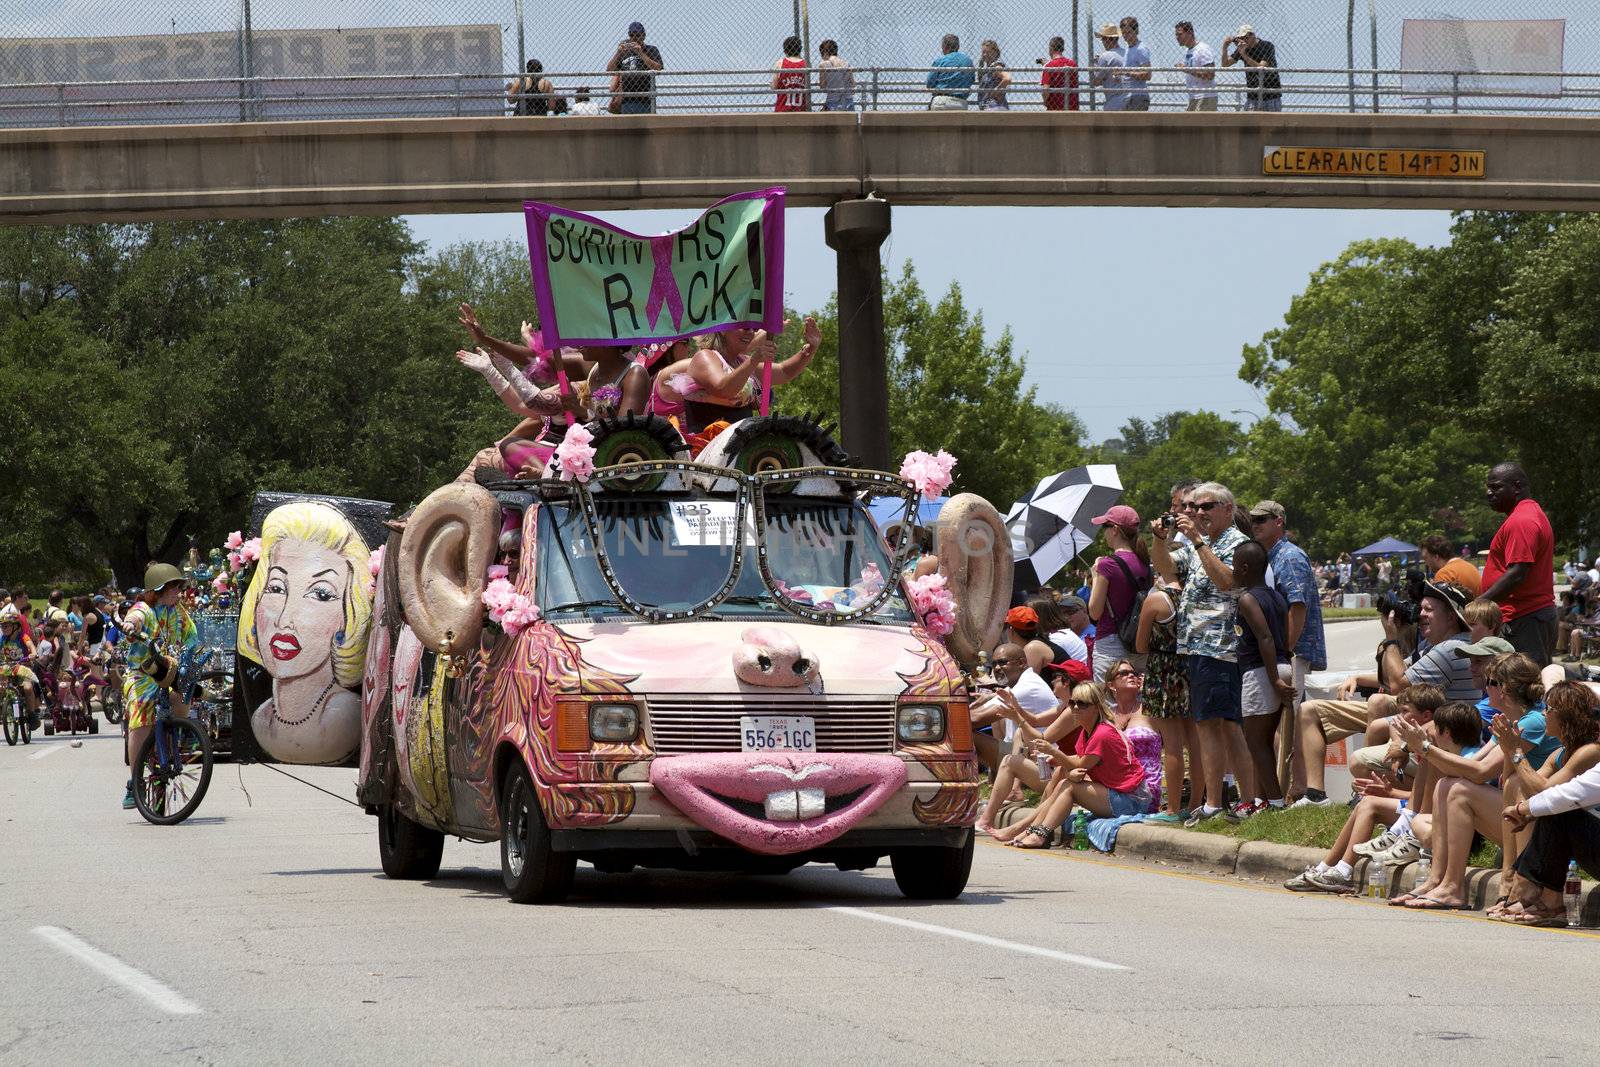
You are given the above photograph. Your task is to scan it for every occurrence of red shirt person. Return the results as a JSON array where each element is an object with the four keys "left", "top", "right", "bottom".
[
  {"left": 1481, "top": 462, "right": 1557, "bottom": 666},
  {"left": 1040, "top": 35, "right": 1079, "bottom": 111},
  {"left": 773, "top": 35, "right": 810, "bottom": 112}
]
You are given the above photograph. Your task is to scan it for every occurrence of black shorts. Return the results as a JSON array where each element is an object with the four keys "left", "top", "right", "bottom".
[
  {"left": 1186, "top": 654, "right": 1241, "bottom": 722},
  {"left": 1502, "top": 606, "right": 1559, "bottom": 667}
]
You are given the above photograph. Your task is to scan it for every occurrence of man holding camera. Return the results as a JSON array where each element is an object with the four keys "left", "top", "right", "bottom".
[
  {"left": 1151, "top": 481, "right": 1255, "bottom": 823},
  {"left": 1221, "top": 24, "right": 1280, "bottom": 111},
  {"left": 606, "top": 21, "right": 664, "bottom": 115},
  {"left": 1293, "top": 580, "right": 1476, "bottom": 806}
]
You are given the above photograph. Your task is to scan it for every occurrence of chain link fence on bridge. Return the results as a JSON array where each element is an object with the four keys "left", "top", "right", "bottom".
[{"left": 0, "top": 1, "right": 1594, "bottom": 123}]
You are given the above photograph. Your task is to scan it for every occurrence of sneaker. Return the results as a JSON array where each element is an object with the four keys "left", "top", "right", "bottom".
[
  {"left": 1183, "top": 806, "right": 1222, "bottom": 828},
  {"left": 1305, "top": 867, "right": 1358, "bottom": 894},
  {"left": 1284, "top": 865, "right": 1322, "bottom": 892},
  {"left": 1291, "top": 791, "right": 1333, "bottom": 809},
  {"left": 1375, "top": 832, "right": 1422, "bottom": 865},
  {"left": 1354, "top": 830, "right": 1398, "bottom": 858},
  {"left": 121, "top": 785, "right": 136, "bottom": 810},
  {"left": 1222, "top": 801, "right": 1256, "bottom": 823},
  {"left": 1145, "top": 812, "right": 1185, "bottom": 825}
]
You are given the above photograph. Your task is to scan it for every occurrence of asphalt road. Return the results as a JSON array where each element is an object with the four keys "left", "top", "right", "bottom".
[{"left": 4, "top": 700, "right": 1595, "bottom": 1067}]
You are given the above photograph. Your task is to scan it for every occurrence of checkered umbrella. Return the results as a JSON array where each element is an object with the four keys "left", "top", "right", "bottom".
[{"left": 1004, "top": 465, "right": 1124, "bottom": 589}]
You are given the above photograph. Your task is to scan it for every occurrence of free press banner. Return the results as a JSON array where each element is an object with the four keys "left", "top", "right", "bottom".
[{"left": 523, "top": 188, "right": 786, "bottom": 347}]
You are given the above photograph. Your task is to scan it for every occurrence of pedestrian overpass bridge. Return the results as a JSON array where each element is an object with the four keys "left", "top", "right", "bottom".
[{"left": 4, "top": 110, "right": 1599, "bottom": 224}]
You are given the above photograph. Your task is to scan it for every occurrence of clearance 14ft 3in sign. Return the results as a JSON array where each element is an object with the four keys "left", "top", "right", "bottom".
[{"left": 1263, "top": 146, "right": 1485, "bottom": 178}]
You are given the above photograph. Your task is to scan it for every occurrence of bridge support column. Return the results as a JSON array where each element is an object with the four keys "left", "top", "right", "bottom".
[{"left": 823, "top": 197, "right": 891, "bottom": 470}]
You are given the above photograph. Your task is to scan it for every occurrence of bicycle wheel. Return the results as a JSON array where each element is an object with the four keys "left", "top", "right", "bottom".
[
  {"left": 132, "top": 718, "right": 213, "bottom": 825},
  {"left": 2, "top": 696, "right": 15, "bottom": 746},
  {"left": 101, "top": 685, "right": 124, "bottom": 725}
]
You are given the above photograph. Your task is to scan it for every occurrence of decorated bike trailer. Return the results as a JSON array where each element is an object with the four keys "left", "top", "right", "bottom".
[{"left": 338, "top": 415, "right": 1011, "bottom": 903}]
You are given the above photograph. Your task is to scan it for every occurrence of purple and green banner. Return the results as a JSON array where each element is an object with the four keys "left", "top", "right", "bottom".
[{"left": 523, "top": 188, "right": 786, "bottom": 347}]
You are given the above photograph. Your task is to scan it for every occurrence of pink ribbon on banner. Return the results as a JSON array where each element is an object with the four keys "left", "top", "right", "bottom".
[
  {"left": 760, "top": 363, "right": 772, "bottom": 416},
  {"left": 644, "top": 235, "right": 685, "bottom": 333}
]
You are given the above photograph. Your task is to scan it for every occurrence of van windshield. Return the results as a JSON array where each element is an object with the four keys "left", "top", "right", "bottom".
[{"left": 538, "top": 495, "right": 913, "bottom": 623}]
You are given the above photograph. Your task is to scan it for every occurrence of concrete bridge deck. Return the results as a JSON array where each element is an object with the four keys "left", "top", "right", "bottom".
[{"left": 3, "top": 110, "right": 1599, "bottom": 224}]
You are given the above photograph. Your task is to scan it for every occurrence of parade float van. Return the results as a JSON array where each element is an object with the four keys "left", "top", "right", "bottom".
[{"left": 235, "top": 416, "right": 1010, "bottom": 904}]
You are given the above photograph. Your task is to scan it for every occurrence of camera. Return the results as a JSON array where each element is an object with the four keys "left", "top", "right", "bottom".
[
  {"left": 1375, "top": 592, "right": 1419, "bottom": 626},
  {"left": 1155, "top": 513, "right": 1177, "bottom": 534}
]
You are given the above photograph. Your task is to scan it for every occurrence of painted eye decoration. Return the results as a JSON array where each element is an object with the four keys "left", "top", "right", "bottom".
[{"left": 792, "top": 658, "right": 812, "bottom": 676}]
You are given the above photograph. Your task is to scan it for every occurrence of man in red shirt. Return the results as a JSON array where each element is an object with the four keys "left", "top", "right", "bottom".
[
  {"left": 773, "top": 35, "right": 810, "bottom": 112},
  {"left": 1040, "top": 35, "right": 1079, "bottom": 111},
  {"left": 1481, "top": 462, "right": 1557, "bottom": 665}
]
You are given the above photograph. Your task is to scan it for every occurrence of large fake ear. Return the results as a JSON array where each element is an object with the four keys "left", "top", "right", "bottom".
[
  {"left": 934, "top": 493, "right": 1013, "bottom": 667},
  {"left": 397, "top": 483, "right": 500, "bottom": 656}
]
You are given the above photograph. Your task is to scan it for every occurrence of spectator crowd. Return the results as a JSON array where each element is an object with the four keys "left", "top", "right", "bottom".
[
  {"left": 965, "top": 462, "right": 1597, "bottom": 926},
  {"left": 502, "top": 17, "right": 1282, "bottom": 115}
]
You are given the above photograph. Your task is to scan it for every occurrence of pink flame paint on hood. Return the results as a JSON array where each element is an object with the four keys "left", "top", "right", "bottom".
[
  {"left": 562, "top": 620, "right": 946, "bottom": 696},
  {"left": 651, "top": 752, "right": 907, "bottom": 855}
]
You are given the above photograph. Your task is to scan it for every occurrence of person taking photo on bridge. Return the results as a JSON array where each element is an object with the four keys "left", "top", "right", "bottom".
[
  {"left": 1038, "top": 36, "right": 1079, "bottom": 111},
  {"left": 1221, "top": 25, "right": 1281, "bottom": 112},
  {"left": 607, "top": 21, "right": 663, "bottom": 115}
]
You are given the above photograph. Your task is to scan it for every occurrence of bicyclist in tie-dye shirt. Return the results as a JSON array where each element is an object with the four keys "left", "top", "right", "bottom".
[{"left": 120, "top": 563, "right": 198, "bottom": 810}]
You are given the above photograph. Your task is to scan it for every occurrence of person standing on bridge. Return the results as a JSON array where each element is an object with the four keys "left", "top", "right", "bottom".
[
  {"left": 1038, "top": 36, "right": 1079, "bottom": 111},
  {"left": 1091, "top": 24, "right": 1129, "bottom": 111},
  {"left": 1119, "top": 17, "right": 1152, "bottom": 111},
  {"left": 817, "top": 40, "right": 856, "bottom": 112},
  {"left": 976, "top": 40, "right": 1012, "bottom": 111},
  {"left": 773, "top": 36, "right": 811, "bottom": 112},
  {"left": 607, "top": 21, "right": 664, "bottom": 115},
  {"left": 925, "top": 34, "right": 975, "bottom": 111},
  {"left": 1222, "top": 25, "right": 1280, "bottom": 112},
  {"left": 1174, "top": 22, "right": 1217, "bottom": 111}
]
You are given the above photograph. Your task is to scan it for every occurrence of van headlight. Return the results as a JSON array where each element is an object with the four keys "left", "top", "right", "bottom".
[
  {"left": 589, "top": 703, "right": 640, "bottom": 742},
  {"left": 897, "top": 703, "right": 945, "bottom": 743}
]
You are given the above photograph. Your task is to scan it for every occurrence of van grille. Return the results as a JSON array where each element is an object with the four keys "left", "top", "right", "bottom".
[{"left": 645, "top": 696, "right": 897, "bottom": 754}]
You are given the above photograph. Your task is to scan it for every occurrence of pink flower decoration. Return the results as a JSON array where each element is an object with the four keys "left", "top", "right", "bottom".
[
  {"left": 486, "top": 564, "right": 509, "bottom": 582},
  {"left": 482, "top": 577, "right": 540, "bottom": 638},
  {"left": 224, "top": 530, "right": 243, "bottom": 550},
  {"left": 906, "top": 572, "right": 956, "bottom": 637},
  {"left": 240, "top": 537, "right": 262, "bottom": 564},
  {"left": 227, "top": 552, "right": 244, "bottom": 573},
  {"left": 554, "top": 424, "right": 597, "bottom": 483},
  {"left": 899, "top": 449, "right": 957, "bottom": 501},
  {"left": 369, "top": 544, "right": 386, "bottom": 580},
  {"left": 211, "top": 574, "right": 229, "bottom": 593}
]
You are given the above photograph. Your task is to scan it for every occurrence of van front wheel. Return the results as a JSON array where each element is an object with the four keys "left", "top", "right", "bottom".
[
  {"left": 890, "top": 831, "right": 974, "bottom": 900},
  {"left": 378, "top": 803, "right": 444, "bottom": 880},
  {"left": 501, "top": 762, "right": 575, "bottom": 904}
]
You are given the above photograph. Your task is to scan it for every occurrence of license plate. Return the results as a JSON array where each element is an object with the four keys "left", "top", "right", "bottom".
[{"left": 739, "top": 715, "right": 816, "bottom": 752}]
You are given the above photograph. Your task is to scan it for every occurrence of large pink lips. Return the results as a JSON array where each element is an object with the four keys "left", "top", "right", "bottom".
[{"left": 650, "top": 752, "right": 907, "bottom": 856}]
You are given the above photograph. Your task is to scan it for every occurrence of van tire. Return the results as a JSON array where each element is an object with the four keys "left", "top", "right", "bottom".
[
  {"left": 378, "top": 803, "right": 445, "bottom": 880},
  {"left": 501, "top": 762, "right": 575, "bottom": 904},
  {"left": 889, "top": 831, "right": 974, "bottom": 900}
]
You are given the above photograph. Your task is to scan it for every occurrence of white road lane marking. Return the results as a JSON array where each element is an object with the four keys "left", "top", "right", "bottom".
[
  {"left": 827, "top": 906, "right": 1130, "bottom": 971},
  {"left": 28, "top": 745, "right": 63, "bottom": 760},
  {"left": 33, "top": 926, "right": 202, "bottom": 1015}
]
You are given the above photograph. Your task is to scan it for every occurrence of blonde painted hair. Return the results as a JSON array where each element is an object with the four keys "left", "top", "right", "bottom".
[{"left": 237, "top": 502, "right": 372, "bottom": 687}]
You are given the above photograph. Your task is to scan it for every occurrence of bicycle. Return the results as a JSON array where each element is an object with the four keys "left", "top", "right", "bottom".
[
  {"left": 128, "top": 642, "right": 215, "bottom": 826},
  {"left": 2, "top": 675, "right": 33, "bottom": 746}
]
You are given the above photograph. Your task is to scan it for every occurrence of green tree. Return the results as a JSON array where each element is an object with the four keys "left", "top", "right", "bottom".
[
  {"left": 780, "top": 264, "right": 1087, "bottom": 509},
  {"left": 1103, "top": 411, "right": 1254, "bottom": 525}
]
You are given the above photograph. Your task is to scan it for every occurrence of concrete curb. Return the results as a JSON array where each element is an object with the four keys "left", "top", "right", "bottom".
[{"left": 992, "top": 804, "right": 1600, "bottom": 918}]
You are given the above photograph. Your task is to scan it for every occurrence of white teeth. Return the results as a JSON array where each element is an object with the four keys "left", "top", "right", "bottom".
[{"left": 764, "top": 788, "right": 826, "bottom": 821}]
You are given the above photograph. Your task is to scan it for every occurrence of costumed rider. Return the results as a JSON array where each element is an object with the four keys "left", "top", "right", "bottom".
[
  {"left": 119, "top": 563, "right": 200, "bottom": 811},
  {"left": 0, "top": 603, "right": 40, "bottom": 725}
]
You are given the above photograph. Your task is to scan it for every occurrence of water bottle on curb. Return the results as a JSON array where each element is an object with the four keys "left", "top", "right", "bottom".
[
  {"left": 1566, "top": 860, "right": 1583, "bottom": 927},
  {"left": 1367, "top": 857, "right": 1387, "bottom": 899},
  {"left": 1413, "top": 850, "right": 1432, "bottom": 893},
  {"left": 1071, "top": 811, "right": 1090, "bottom": 850}
]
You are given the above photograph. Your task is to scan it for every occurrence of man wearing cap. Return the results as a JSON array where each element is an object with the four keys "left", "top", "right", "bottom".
[
  {"left": 607, "top": 22, "right": 664, "bottom": 115},
  {"left": 1221, "top": 25, "right": 1280, "bottom": 111},
  {"left": 1091, "top": 23, "right": 1129, "bottom": 111},
  {"left": 1293, "top": 580, "right": 1476, "bottom": 806},
  {"left": 1482, "top": 462, "right": 1557, "bottom": 667},
  {"left": 119, "top": 563, "right": 199, "bottom": 811},
  {"left": 1249, "top": 500, "right": 1326, "bottom": 794}
]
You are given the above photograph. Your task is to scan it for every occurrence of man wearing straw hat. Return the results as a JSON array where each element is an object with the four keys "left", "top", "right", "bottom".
[{"left": 1091, "top": 23, "right": 1130, "bottom": 111}]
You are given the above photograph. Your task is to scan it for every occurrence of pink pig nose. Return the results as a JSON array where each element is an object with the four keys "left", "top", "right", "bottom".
[{"left": 733, "top": 626, "right": 821, "bottom": 690}]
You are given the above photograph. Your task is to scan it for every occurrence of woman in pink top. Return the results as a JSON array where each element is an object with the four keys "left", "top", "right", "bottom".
[
  {"left": 1008, "top": 679, "right": 1156, "bottom": 848},
  {"left": 1087, "top": 504, "right": 1151, "bottom": 681}
]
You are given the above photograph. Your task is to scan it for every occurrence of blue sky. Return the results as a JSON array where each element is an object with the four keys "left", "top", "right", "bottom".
[{"left": 406, "top": 206, "right": 1456, "bottom": 441}]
